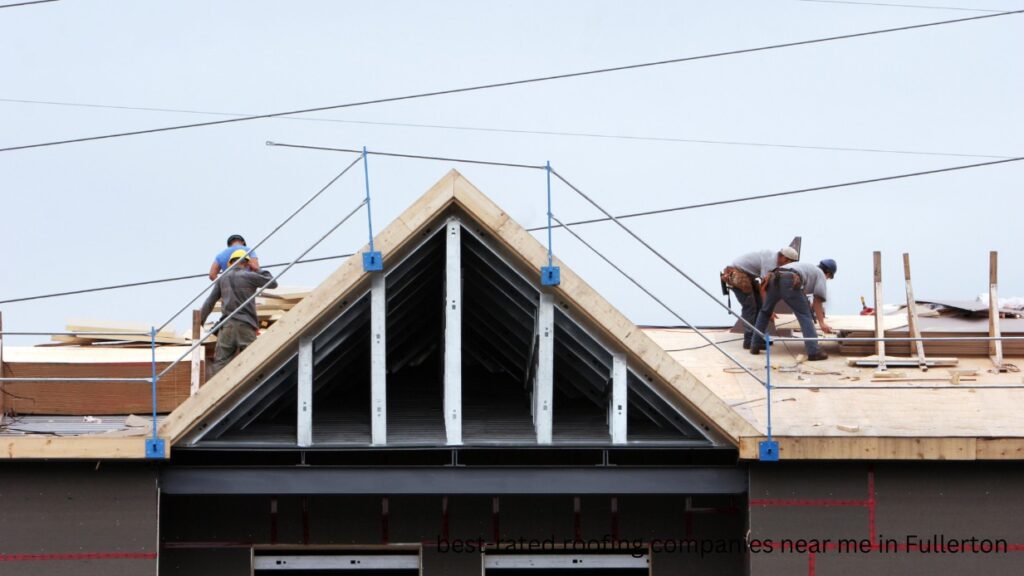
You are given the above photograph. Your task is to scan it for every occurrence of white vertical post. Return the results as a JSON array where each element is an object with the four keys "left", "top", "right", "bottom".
[
  {"left": 610, "top": 351, "right": 627, "bottom": 444},
  {"left": 444, "top": 220, "right": 463, "bottom": 445},
  {"left": 535, "top": 293, "right": 555, "bottom": 444},
  {"left": 297, "top": 335, "right": 313, "bottom": 447},
  {"left": 371, "top": 273, "right": 387, "bottom": 445}
]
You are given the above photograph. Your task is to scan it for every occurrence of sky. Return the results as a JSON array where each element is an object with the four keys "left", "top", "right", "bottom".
[{"left": 1, "top": 0, "right": 1022, "bottom": 345}]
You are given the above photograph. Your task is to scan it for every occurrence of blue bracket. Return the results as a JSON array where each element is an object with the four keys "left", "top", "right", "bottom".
[
  {"left": 758, "top": 440, "right": 780, "bottom": 461},
  {"left": 540, "top": 161, "right": 560, "bottom": 286},
  {"left": 361, "top": 146, "right": 384, "bottom": 273},
  {"left": 145, "top": 438, "right": 167, "bottom": 459}
]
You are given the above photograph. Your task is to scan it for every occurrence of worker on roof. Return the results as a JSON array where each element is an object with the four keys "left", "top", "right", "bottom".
[
  {"left": 722, "top": 246, "right": 798, "bottom": 349},
  {"left": 750, "top": 258, "right": 837, "bottom": 361},
  {"left": 200, "top": 249, "right": 278, "bottom": 374},
  {"left": 209, "top": 234, "right": 261, "bottom": 281}
]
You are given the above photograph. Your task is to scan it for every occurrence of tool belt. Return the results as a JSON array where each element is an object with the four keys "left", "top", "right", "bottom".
[
  {"left": 721, "top": 266, "right": 756, "bottom": 294},
  {"left": 767, "top": 267, "right": 803, "bottom": 291}
]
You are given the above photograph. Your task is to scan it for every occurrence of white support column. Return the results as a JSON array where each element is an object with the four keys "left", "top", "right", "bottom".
[
  {"left": 371, "top": 273, "right": 387, "bottom": 445},
  {"left": 297, "top": 335, "right": 313, "bottom": 447},
  {"left": 444, "top": 220, "right": 463, "bottom": 445},
  {"left": 535, "top": 293, "right": 555, "bottom": 444},
  {"left": 610, "top": 351, "right": 628, "bottom": 444}
]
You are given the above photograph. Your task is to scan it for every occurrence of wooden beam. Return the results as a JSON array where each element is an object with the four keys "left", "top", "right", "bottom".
[
  {"left": 989, "top": 251, "right": 1004, "bottom": 371},
  {"left": 443, "top": 219, "right": 462, "bottom": 445},
  {"left": 873, "top": 251, "right": 886, "bottom": 371},
  {"left": 371, "top": 273, "right": 387, "bottom": 445},
  {"left": 1, "top": 436, "right": 169, "bottom": 459},
  {"left": 610, "top": 351, "right": 627, "bottom": 444},
  {"left": 535, "top": 293, "right": 554, "bottom": 444},
  {"left": 297, "top": 335, "right": 313, "bottom": 447},
  {"left": 190, "top": 309, "right": 203, "bottom": 395},
  {"left": 902, "top": 253, "right": 927, "bottom": 371}
]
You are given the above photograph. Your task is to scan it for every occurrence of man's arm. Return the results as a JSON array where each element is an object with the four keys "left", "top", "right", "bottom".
[
  {"left": 249, "top": 257, "right": 261, "bottom": 271},
  {"left": 208, "top": 261, "right": 221, "bottom": 281},
  {"left": 246, "top": 269, "right": 278, "bottom": 291},
  {"left": 812, "top": 297, "right": 832, "bottom": 334},
  {"left": 199, "top": 282, "right": 221, "bottom": 326}
]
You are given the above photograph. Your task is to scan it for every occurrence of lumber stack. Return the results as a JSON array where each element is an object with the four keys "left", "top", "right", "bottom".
[
  {"left": 838, "top": 316, "right": 1024, "bottom": 357},
  {"left": 211, "top": 286, "right": 310, "bottom": 330},
  {"left": 47, "top": 320, "right": 188, "bottom": 347},
  {"left": 1, "top": 347, "right": 199, "bottom": 415}
]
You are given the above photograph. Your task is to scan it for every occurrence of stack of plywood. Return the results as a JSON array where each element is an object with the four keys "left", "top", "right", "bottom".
[
  {"left": 209, "top": 286, "right": 310, "bottom": 331},
  {"left": 837, "top": 316, "right": 1024, "bottom": 357},
  {"left": 1, "top": 346, "right": 199, "bottom": 415},
  {"left": 48, "top": 320, "right": 188, "bottom": 347}
]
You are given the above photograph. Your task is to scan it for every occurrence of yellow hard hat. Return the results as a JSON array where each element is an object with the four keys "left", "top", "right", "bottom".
[{"left": 229, "top": 249, "right": 250, "bottom": 262}]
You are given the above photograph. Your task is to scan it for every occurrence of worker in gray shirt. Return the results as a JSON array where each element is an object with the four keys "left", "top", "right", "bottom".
[
  {"left": 750, "top": 258, "right": 837, "bottom": 361},
  {"left": 200, "top": 249, "right": 279, "bottom": 374},
  {"left": 722, "top": 246, "right": 798, "bottom": 349}
]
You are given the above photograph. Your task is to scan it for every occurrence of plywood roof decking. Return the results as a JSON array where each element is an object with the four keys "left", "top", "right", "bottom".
[{"left": 644, "top": 327, "right": 1024, "bottom": 460}]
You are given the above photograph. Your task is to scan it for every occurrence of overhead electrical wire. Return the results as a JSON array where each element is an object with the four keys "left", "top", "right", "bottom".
[
  {"left": 3, "top": 147, "right": 1021, "bottom": 306},
  {"left": 0, "top": 97, "right": 1011, "bottom": 160},
  {"left": 1, "top": 8, "right": 1021, "bottom": 153},
  {"left": 796, "top": 0, "right": 1004, "bottom": 12},
  {"left": 0, "top": 0, "right": 58, "bottom": 8}
]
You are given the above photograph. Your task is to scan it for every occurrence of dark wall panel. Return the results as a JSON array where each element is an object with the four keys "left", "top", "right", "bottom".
[
  {"left": 750, "top": 462, "right": 1024, "bottom": 576},
  {"left": 0, "top": 463, "right": 157, "bottom": 576},
  {"left": 159, "top": 548, "right": 250, "bottom": 576}
]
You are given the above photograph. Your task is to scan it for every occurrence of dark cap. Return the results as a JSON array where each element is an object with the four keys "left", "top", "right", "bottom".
[
  {"left": 819, "top": 259, "right": 837, "bottom": 277},
  {"left": 226, "top": 234, "right": 246, "bottom": 246}
]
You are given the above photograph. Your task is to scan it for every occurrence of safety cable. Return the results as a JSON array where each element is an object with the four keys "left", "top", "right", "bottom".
[
  {"left": 550, "top": 168, "right": 761, "bottom": 335},
  {"left": 157, "top": 199, "right": 367, "bottom": 379},
  {"left": 2, "top": 8, "right": 1021, "bottom": 153},
  {"left": 155, "top": 155, "right": 363, "bottom": 333},
  {"left": 551, "top": 214, "right": 766, "bottom": 386},
  {"left": 4, "top": 148, "right": 1023, "bottom": 306}
]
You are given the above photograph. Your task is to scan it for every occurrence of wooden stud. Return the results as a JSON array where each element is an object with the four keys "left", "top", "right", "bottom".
[
  {"left": 443, "top": 219, "right": 462, "bottom": 445},
  {"left": 610, "top": 351, "right": 627, "bottom": 444},
  {"left": 371, "top": 273, "right": 387, "bottom": 445},
  {"left": 873, "top": 251, "right": 886, "bottom": 371},
  {"left": 902, "top": 254, "right": 927, "bottom": 371},
  {"left": 535, "top": 293, "right": 554, "bottom": 444},
  {"left": 297, "top": 335, "right": 313, "bottom": 447},
  {"left": 989, "top": 251, "right": 1004, "bottom": 372}
]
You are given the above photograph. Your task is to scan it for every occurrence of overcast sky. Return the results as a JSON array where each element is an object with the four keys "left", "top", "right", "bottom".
[{"left": 1, "top": 0, "right": 1022, "bottom": 344}]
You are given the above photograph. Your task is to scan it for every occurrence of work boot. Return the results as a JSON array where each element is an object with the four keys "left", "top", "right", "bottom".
[
  {"left": 749, "top": 345, "right": 761, "bottom": 355},
  {"left": 806, "top": 352, "right": 829, "bottom": 361},
  {"left": 742, "top": 340, "right": 751, "bottom": 350}
]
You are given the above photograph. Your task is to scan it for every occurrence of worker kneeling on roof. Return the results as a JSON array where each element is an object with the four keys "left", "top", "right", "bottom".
[
  {"left": 750, "top": 258, "right": 837, "bottom": 361},
  {"left": 200, "top": 249, "right": 278, "bottom": 374},
  {"left": 209, "top": 234, "right": 261, "bottom": 281},
  {"left": 722, "top": 246, "right": 798, "bottom": 350}
]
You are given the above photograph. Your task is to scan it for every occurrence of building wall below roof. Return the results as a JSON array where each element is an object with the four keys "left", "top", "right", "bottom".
[
  {"left": 0, "top": 462, "right": 157, "bottom": 576},
  {"left": 159, "top": 494, "right": 746, "bottom": 575},
  {"left": 749, "top": 462, "right": 1024, "bottom": 575}
]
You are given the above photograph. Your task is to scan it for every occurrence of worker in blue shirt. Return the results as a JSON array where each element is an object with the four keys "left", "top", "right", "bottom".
[{"left": 208, "top": 234, "right": 260, "bottom": 280}]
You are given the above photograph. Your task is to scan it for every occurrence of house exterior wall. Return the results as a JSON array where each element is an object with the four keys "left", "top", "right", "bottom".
[
  {"left": 748, "top": 462, "right": 1024, "bottom": 576},
  {"left": 0, "top": 463, "right": 158, "bottom": 576}
]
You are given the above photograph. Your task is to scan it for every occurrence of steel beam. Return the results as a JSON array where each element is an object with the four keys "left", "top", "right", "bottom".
[
  {"left": 371, "top": 273, "right": 387, "bottom": 445},
  {"left": 255, "top": 555, "right": 419, "bottom": 570},
  {"left": 160, "top": 466, "right": 747, "bottom": 495},
  {"left": 444, "top": 219, "right": 462, "bottom": 445},
  {"left": 535, "top": 293, "right": 554, "bottom": 444},
  {"left": 610, "top": 351, "right": 627, "bottom": 444},
  {"left": 484, "top": 554, "right": 648, "bottom": 569},
  {"left": 297, "top": 336, "right": 313, "bottom": 447}
]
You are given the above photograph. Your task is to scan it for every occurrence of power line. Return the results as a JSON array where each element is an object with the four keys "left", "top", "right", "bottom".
[
  {"left": 797, "top": 0, "right": 1004, "bottom": 12},
  {"left": 1, "top": 97, "right": 1011, "bottom": 160},
  {"left": 2, "top": 9, "right": 1021, "bottom": 154},
  {"left": 0, "top": 0, "right": 58, "bottom": 8},
  {"left": 3, "top": 148, "right": 1021, "bottom": 305}
]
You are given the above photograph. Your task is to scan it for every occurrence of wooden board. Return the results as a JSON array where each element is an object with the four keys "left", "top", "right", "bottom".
[{"left": 0, "top": 436, "right": 168, "bottom": 459}]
